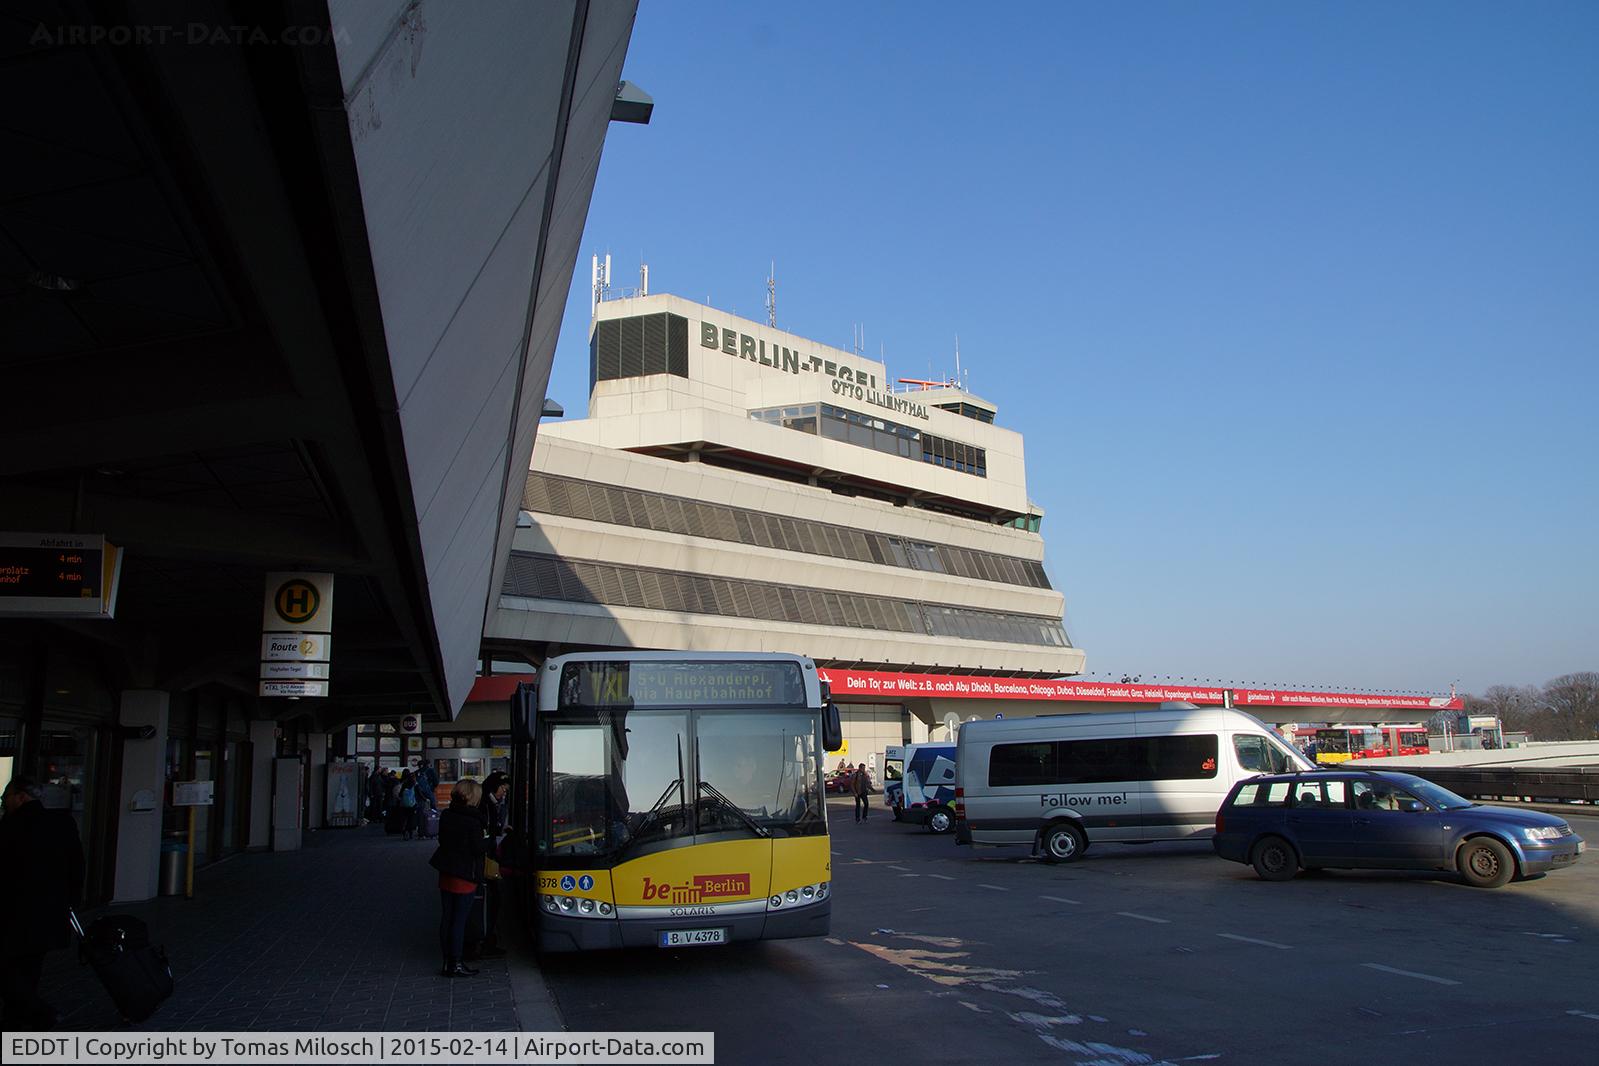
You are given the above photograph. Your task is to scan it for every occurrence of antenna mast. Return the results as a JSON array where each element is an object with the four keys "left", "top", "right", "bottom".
[
  {"left": 766, "top": 262, "right": 776, "bottom": 327},
  {"left": 590, "top": 253, "right": 612, "bottom": 314}
]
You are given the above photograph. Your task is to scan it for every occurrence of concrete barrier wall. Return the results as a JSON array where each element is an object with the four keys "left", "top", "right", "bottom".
[{"left": 1363, "top": 741, "right": 1599, "bottom": 770}]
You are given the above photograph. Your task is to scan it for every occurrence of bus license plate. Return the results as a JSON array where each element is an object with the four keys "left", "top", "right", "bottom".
[{"left": 660, "top": 928, "right": 726, "bottom": 948}]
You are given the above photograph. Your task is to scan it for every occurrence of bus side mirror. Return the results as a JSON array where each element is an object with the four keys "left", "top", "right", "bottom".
[
  {"left": 822, "top": 703, "right": 843, "bottom": 753},
  {"left": 511, "top": 682, "right": 536, "bottom": 744}
]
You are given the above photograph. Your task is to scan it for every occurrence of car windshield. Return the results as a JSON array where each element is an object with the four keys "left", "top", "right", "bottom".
[{"left": 1392, "top": 776, "right": 1474, "bottom": 810}]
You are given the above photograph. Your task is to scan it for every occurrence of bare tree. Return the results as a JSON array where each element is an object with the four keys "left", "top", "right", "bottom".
[
  {"left": 1540, "top": 672, "right": 1599, "bottom": 741},
  {"left": 1477, "top": 684, "right": 1545, "bottom": 733}
]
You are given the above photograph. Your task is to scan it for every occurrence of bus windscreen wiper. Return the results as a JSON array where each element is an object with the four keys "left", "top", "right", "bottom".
[
  {"left": 697, "top": 780, "right": 770, "bottom": 838},
  {"left": 615, "top": 776, "right": 684, "bottom": 858}
]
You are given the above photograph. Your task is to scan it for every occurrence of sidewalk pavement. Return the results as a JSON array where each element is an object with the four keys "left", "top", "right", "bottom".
[{"left": 38, "top": 823, "right": 562, "bottom": 1032}]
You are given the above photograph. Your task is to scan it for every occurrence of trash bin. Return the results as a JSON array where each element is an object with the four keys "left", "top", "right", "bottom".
[{"left": 159, "top": 841, "right": 187, "bottom": 896}]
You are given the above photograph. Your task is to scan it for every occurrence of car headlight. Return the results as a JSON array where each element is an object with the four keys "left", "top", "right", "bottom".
[{"left": 1524, "top": 826, "right": 1564, "bottom": 842}]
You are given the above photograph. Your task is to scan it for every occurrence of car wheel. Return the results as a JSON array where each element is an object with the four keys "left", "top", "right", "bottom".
[
  {"left": 1042, "top": 822, "right": 1087, "bottom": 863},
  {"left": 928, "top": 807, "right": 953, "bottom": 834},
  {"left": 1457, "top": 837, "right": 1515, "bottom": 889},
  {"left": 1250, "top": 836, "right": 1299, "bottom": 882}
]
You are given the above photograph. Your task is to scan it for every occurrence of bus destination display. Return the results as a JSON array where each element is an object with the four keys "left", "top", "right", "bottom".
[{"left": 561, "top": 660, "right": 805, "bottom": 709}]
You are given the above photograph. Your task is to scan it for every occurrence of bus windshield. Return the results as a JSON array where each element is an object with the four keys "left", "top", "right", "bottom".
[
  {"left": 541, "top": 708, "right": 823, "bottom": 860},
  {"left": 1314, "top": 729, "right": 1353, "bottom": 755}
]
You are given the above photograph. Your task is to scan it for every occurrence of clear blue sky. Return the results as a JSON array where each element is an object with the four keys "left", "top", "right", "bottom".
[{"left": 545, "top": 1, "right": 1599, "bottom": 696}]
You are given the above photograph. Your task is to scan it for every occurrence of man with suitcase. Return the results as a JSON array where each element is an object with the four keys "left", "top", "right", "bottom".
[{"left": 0, "top": 776, "right": 85, "bottom": 1030}]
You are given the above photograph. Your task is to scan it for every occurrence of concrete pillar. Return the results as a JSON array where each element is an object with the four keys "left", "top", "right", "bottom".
[
  {"left": 908, "top": 714, "right": 930, "bottom": 744},
  {"left": 112, "top": 690, "right": 169, "bottom": 904},
  {"left": 306, "top": 733, "right": 328, "bottom": 829},
  {"left": 247, "top": 721, "right": 276, "bottom": 850},
  {"left": 272, "top": 757, "right": 303, "bottom": 851}
]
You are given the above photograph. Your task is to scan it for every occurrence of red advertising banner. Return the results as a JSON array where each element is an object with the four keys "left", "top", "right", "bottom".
[
  {"left": 818, "top": 669, "right": 1463, "bottom": 712},
  {"left": 1232, "top": 689, "right": 1463, "bottom": 712},
  {"left": 817, "top": 669, "right": 1227, "bottom": 705}
]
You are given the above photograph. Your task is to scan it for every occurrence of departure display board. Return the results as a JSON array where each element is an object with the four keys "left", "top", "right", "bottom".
[
  {"left": 559, "top": 660, "right": 807, "bottom": 709},
  {"left": 0, "top": 533, "right": 121, "bottom": 618}
]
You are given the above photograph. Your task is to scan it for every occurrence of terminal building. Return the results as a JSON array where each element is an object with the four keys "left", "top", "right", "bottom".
[
  {"left": 471, "top": 289, "right": 1464, "bottom": 771},
  {"left": 483, "top": 290, "right": 1087, "bottom": 760}
]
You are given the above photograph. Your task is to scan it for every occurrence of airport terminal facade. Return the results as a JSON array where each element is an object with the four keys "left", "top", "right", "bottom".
[{"left": 486, "top": 292, "right": 1087, "bottom": 764}]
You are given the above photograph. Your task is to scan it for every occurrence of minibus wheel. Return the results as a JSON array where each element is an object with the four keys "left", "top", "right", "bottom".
[
  {"left": 927, "top": 807, "right": 954, "bottom": 834},
  {"left": 1042, "top": 822, "right": 1086, "bottom": 863}
]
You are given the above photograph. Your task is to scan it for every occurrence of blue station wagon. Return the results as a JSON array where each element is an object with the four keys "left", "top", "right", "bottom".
[{"left": 1213, "top": 770, "right": 1584, "bottom": 888}]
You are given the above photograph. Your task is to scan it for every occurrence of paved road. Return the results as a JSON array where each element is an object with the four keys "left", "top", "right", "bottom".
[{"left": 540, "top": 799, "right": 1599, "bottom": 1065}]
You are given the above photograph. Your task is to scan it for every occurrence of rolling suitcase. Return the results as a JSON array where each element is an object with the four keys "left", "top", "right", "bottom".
[
  {"left": 420, "top": 807, "right": 440, "bottom": 839},
  {"left": 73, "top": 912, "right": 174, "bottom": 1023}
]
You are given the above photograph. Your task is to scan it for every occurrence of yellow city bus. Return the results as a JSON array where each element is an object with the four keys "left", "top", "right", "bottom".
[{"left": 508, "top": 652, "right": 842, "bottom": 952}]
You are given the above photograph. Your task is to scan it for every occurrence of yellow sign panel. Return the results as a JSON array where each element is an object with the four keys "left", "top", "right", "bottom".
[
  {"left": 833, "top": 738, "right": 849, "bottom": 756},
  {"left": 261, "top": 571, "right": 334, "bottom": 632},
  {"left": 537, "top": 837, "right": 830, "bottom": 907}
]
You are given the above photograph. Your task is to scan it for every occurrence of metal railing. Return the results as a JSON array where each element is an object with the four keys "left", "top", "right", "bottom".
[{"left": 1403, "top": 766, "right": 1599, "bottom": 805}]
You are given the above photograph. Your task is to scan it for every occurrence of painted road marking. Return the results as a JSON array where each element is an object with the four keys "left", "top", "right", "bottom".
[
  {"left": 1567, "top": 1009, "right": 1599, "bottom": 1022},
  {"left": 927, "top": 873, "right": 955, "bottom": 881},
  {"left": 1362, "top": 963, "right": 1460, "bottom": 986},
  {"left": 900, "top": 873, "right": 921, "bottom": 878},
  {"left": 887, "top": 865, "right": 911, "bottom": 872},
  {"left": 1117, "top": 911, "right": 1170, "bottom": 924},
  {"left": 1039, "top": 895, "right": 1082, "bottom": 905},
  {"left": 1217, "top": 933, "right": 1292, "bottom": 950},
  {"left": 978, "top": 883, "right": 1009, "bottom": 892}
]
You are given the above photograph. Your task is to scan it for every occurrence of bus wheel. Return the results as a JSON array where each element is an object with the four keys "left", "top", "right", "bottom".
[
  {"left": 1457, "top": 837, "right": 1515, "bottom": 888},
  {"left": 928, "top": 807, "right": 954, "bottom": 834},
  {"left": 1250, "top": 836, "right": 1298, "bottom": 881},
  {"left": 1042, "top": 822, "right": 1086, "bottom": 863}
]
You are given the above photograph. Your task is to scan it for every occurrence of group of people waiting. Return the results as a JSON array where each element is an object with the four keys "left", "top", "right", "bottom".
[
  {"left": 366, "top": 761, "right": 440, "bottom": 840},
  {"left": 426, "top": 770, "right": 511, "bottom": 978}
]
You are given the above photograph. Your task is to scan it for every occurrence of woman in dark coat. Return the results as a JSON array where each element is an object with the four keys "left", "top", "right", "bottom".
[
  {"left": 472, "top": 772, "right": 511, "bottom": 960},
  {"left": 428, "top": 779, "right": 487, "bottom": 977}
]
